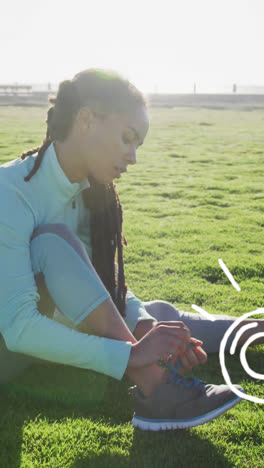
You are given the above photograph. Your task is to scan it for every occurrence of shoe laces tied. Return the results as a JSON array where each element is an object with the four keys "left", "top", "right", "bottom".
[{"left": 166, "top": 356, "right": 201, "bottom": 388}]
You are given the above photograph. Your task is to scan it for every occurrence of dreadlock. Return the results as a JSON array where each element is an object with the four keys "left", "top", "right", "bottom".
[{"left": 21, "top": 69, "right": 146, "bottom": 316}]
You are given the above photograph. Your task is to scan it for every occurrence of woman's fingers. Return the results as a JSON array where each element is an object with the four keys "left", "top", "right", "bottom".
[
  {"left": 128, "top": 322, "right": 192, "bottom": 368},
  {"left": 190, "top": 337, "right": 203, "bottom": 346},
  {"left": 165, "top": 335, "right": 189, "bottom": 355},
  {"left": 179, "top": 345, "right": 208, "bottom": 372},
  {"left": 155, "top": 320, "right": 190, "bottom": 337},
  {"left": 181, "top": 347, "right": 200, "bottom": 370},
  {"left": 178, "top": 354, "right": 193, "bottom": 372},
  {"left": 169, "top": 338, "right": 208, "bottom": 373},
  {"left": 128, "top": 321, "right": 207, "bottom": 370},
  {"left": 192, "top": 345, "right": 208, "bottom": 363},
  {"left": 154, "top": 321, "right": 191, "bottom": 349}
]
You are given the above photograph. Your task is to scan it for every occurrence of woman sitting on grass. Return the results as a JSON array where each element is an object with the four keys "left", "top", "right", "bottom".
[{"left": 0, "top": 68, "right": 261, "bottom": 431}]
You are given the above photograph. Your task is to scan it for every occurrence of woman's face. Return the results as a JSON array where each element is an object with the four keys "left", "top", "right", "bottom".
[{"left": 78, "top": 105, "right": 149, "bottom": 184}]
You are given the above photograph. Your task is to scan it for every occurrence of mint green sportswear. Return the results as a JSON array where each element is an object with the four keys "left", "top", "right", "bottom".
[{"left": 0, "top": 143, "right": 153, "bottom": 380}]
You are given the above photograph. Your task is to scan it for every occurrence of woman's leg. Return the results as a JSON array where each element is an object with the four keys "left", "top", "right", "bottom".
[
  {"left": 143, "top": 300, "right": 264, "bottom": 353},
  {"left": 29, "top": 223, "right": 166, "bottom": 395}
]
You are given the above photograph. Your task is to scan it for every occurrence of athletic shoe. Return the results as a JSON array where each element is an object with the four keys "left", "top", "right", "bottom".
[{"left": 129, "top": 357, "right": 244, "bottom": 431}]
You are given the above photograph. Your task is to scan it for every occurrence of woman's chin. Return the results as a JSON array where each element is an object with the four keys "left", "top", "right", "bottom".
[{"left": 92, "top": 173, "right": 113, "bottom": 186}]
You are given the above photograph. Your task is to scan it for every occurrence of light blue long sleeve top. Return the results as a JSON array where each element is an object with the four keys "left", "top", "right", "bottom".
[{"left": 0, "top": 143, "right": 153, "bottom": 380}]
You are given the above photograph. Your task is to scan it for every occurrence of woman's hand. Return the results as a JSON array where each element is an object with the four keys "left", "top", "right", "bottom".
[
  {"left": 132, "top": 319, "right": 207, "bottom": 372},
  {"left": 128, "top": 321, "right": 191, "bottom": 368},
  {"left": 172, "top": 337, "right": 208, "bottom": 373}
]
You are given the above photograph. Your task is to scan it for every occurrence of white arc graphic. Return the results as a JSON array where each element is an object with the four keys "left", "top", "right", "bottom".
[
  {"left": 191, "top": 304, "right": 215, "bottom": 321},
  {"left": 218, "top": 258, "right": 241, "bottom": 291},
  {"left": 219, "top": 308, "right": 264, "bottom": 404}
]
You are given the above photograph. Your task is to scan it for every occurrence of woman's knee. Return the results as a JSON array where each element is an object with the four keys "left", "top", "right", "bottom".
[
  {"left": 143, "top": 300, "right": 181, "bottom": 322},
  {"left": 30, "top": 223, "right": 105, "bottom": 325},
  {"left": 30, "top": 223, "right": 90, "bottom": 270},
  {"left": 31, "top": 223, "right": 87, "bottom": 257},
  {"left": 31, "top": 223, "right": 74, "bottom": 240}
]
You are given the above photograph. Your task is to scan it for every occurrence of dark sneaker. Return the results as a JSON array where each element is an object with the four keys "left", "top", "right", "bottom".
[{"left": 129, "top": 357, "right": 244, "bottom": 431}]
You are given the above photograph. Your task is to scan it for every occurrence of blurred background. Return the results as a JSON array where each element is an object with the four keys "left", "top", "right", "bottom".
[{"left": 1, "top": 0, "right": 264, "bottom": 103}]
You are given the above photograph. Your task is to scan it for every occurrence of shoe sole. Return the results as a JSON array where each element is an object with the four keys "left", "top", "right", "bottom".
[{"left": 131, "top": 394, "right": 243, "bottom": 431}]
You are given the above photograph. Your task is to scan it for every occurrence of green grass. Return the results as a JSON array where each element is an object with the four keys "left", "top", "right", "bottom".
[{"left": 1, "top": 106, "right": 264, "bottom": 467}]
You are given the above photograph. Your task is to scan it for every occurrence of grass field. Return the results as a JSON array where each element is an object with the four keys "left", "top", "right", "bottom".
[{"left": 0, "top": 106, "right": 264, "bottom": 467}]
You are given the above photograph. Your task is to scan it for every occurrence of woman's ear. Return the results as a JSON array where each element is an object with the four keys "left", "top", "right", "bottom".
[{"left": 77, "top": 107, "right": 94, "bottom": 134}]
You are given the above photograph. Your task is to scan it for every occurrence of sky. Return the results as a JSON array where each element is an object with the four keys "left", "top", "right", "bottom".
[{"left": 1, "top": 0, "right": 264, "bottom": 93}]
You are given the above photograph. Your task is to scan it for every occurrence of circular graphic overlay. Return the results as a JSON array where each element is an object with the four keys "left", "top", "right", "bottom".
[{"left": 219, "top": 308, "right": 264, "bottom": 404}]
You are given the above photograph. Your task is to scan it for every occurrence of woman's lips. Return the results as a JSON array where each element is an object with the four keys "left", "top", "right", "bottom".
[
  {"left": 113, "top": 167, "right": 121, "bottom": 178},
  {"left": 113, "top": 166, "right": 127, "bottom": 178}
]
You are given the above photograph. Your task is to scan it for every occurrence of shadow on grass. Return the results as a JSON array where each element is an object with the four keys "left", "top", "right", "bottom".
[
  {"left": 70, "top": 430, "right": 233, "bottom": 468},
  {"left": 1, "top": 348, "right": 262, "bottom": 468},
  {"left": 0, "top": 363, "right": 135, "bottom": 468}
]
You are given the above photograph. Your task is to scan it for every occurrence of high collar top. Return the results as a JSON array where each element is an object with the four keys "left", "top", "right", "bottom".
[{"left": 41, "top": 142, "right": 90, "bottom": 200}]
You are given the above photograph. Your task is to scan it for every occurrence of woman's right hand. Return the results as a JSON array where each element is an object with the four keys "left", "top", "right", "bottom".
[{"left": 128, "top": 321, "right": 191, "bottom": 368}]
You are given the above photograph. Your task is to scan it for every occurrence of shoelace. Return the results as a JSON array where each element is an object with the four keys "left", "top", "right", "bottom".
[{"left": 166, "top": 356, "right": 201, "bottom": 388}]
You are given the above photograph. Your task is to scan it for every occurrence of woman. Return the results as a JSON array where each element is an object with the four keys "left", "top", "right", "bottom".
[{"left": 0, "top": 69, "right": 247, "bottom": 431}]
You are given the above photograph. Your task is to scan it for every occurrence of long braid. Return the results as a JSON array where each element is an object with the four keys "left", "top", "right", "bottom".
[
  {"left": 82, "top": 179, "right": 127, "bottom": 316},
  {"left": 21, "top": 107, "right": 54, "bottom": 181},
  {"left": 20, "top": 69, "right": 146, "bottom": 318},
  {"left": 114, "top": 189, "right": 127, "bottom": 314}
]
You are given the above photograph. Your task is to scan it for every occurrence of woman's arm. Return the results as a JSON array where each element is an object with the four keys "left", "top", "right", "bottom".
[{"left": 0, "top": 189, "right": 132, "bottom": 380}]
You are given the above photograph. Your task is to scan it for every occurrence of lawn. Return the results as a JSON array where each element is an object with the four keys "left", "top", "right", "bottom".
[{"left": 0, "top": 105, "right": 264, "bottom": 467}]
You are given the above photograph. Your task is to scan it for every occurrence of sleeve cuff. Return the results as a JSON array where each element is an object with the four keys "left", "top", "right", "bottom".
[{"left": 95, "top": 338, "right": 132, "bottom": 380}]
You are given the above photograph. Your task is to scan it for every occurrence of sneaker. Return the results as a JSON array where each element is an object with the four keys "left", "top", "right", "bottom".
[{"left": 129, "top": 357, "right": 244, "bottom": 431}]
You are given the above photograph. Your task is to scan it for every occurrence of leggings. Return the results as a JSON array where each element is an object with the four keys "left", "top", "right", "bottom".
[{"left": 0, "top": 223, "right": 235, "bottom": 384}]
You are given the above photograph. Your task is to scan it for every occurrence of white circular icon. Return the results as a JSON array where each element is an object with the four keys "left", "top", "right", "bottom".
[{"left": 219, "top": 308, "right": 264, "bottom": 404}]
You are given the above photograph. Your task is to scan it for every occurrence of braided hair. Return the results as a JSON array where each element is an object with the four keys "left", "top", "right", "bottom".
[{"left": 21, "top": 69, "right": 146, "bottom": 317}]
